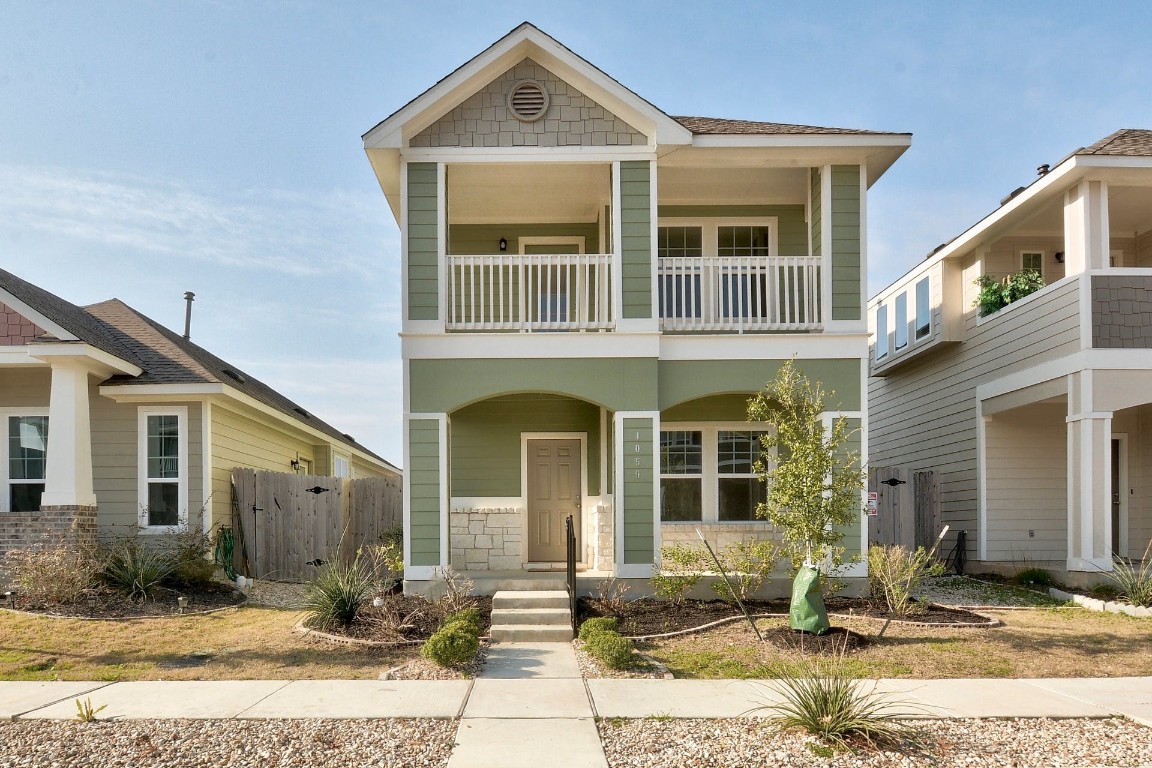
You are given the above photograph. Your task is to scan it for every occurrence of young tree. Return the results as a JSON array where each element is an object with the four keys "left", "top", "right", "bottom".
[{"left": 748, "top": 360, "right": 864, "bottom": 580}]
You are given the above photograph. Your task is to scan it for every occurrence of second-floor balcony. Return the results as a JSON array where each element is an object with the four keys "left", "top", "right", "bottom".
[{"left": 444, "top": 251, "right": 823, "bottom": 333}]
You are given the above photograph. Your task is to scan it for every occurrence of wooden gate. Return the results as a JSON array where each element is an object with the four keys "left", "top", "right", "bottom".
[
  {"left": 867, "top": 466, "right": 939, "bottom": 550},
  {"left": 230, "top": 469, "right": 401, "bottom": 581}
]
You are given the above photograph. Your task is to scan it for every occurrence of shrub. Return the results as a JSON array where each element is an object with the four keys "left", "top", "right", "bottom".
[
  {"left": 867, "top": 544, "right": 945, "bottom": 617},
  {"left": 422, "top": 624, "right": 480, "bottom": 667},
  {"left": 584, "top": 629, "right": 635, "bottom": 670},
  {"left": 1013, "top": 567, "right": 1054, "bottom": 589},
  {"left": 437, "top": 566, "right": 476, "bottom": 615},
  {"left": 363, "top": 528, "right": 404, "bottom": 592},
  {"left": 103, "top": 542, "right": 174, "bottom": 601},
  {"left": 304, "top": 555, "right": 374, "bottom": 630},
  {"left": 754, "top": 641, "right": 926, "bottom": 749},
  {"left": 4, "top": 538, "right": 102, "bottom": 605},
  {"left": 974, "top": 270, "right": 1045, "bottom": 316},
  {"left": 590, "top": 577, "right": 631, "bottom": 616},
  {"left": 443, "top": 607, "right": 483, "bottom": 635},
  {"left": 165, "top": 528, "right": 216, "bottom": 588},
  {"left": 710, "top": 539, "right": 781, "bottom": 603},
  {"left": 1106, "top": 538, "right": 1152, "bottom": 608},
  {"left": 578, "top": 616, "right": 619, "bottom": 641},
  {"left": 651, "top": 544, "right": 707, "bottom": 604}
]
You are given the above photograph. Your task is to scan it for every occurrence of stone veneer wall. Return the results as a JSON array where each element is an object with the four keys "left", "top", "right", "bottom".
[
  {"left": 591, "top": 503, "right": 613, "bottom": 571},
  {"left": 410, "top": 58, "right": 646, "bottom": 148},
  {"left": 660, "top": 522, "right": 782, "bottom": 552},
  {"left": 0, "top": 302, "right": 46, "bottom": 345},
  {"left": 0, "top": 505, "right": 98, "bottom": 573},
  {"left": 450, "top": 508, "right": 522, "bottom": 571},
  {"left": 1092, "top": 275, "right": 1152, "bottom": 348}
]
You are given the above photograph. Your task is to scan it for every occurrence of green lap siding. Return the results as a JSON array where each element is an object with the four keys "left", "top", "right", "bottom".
[
  {"left": 448, "top": 223, "right": 600, "bottom": 254},
  {"left": 450, "top": 394, "right": 601, "bottom": 497},
  {"left": 620, "top": 160, "right": 652, "bottom": 319},
  {"left": 622, "top": 417, "right": 654, "bottom": 565},
  {"left": 407, "top": 162, "right": 439, "bottom": 321},
  {"left": 830, "top": 165, "right": 861, "bottom": 321},
  {"left": 658, "top": 359, "right": 861, "bottom": 412},
  {"left": 408, "top": 419, "right": 442, "bottom": 566},
  {"left": 810, "top": 168, "right": 822, "bottom": 259},
  {"left": 838, "top": 418, "right": 864, "bottom": 558}
]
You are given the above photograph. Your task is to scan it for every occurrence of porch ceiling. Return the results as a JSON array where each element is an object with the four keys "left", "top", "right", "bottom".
[
  {"left": 658, "top": 166, "right": 807, "bottom": 206},
  {"left": 447, "top": 163, "right": 609, "bottom": 225}
]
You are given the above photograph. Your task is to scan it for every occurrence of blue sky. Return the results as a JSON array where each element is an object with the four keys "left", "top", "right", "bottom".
[{"left": 3, "top": 1, "right": 1151, "bottom": 465}]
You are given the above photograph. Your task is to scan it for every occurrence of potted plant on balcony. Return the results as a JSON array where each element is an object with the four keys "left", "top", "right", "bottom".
[{"left": 974, "top": 269, "right": 1046, "bottom": 317}]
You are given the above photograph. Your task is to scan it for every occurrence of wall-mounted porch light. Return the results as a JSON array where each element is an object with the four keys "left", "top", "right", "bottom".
[
  {"left": 499, "top": 237, "right": 508, "bottom": 252},
  {"left": 1055, "top": 251, "right": 1065, "bottom": 264}
]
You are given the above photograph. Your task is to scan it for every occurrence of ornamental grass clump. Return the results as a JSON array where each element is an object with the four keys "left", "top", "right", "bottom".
[
  {"left": 868, "top": 544, "right": 945, "bottom": 617},
  {"left": 103, "top": 542, "right": 174, "bottom": 601},
  {"left": 304, "top": 554, "right": 374, "bottom": 630},
  {"left": 753, "top": 638, "right": 926, "bottom": 750},
  {"left": 1106, "top": 538, "right": 1152, "bottom": 608}
]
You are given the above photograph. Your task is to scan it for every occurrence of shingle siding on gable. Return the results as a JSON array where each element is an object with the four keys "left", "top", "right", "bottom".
[
  {"left": 0, "top": 303, "right": 46, "bottom": 345},
  {"left": 410, "top": 58, "right": 647, "bottom": 148},
  {"left": 830, "top": 165, "right": 861, "bottom": 321},
  {"left": 1092, "top": 275, "right": 1152, "bottom": 348}
]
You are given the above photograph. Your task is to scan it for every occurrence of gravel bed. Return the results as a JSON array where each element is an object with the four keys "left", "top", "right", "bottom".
[
  {"left": 0, "top": 718, "right": 455, "bottom": 768},
  {"left": 243, "top": 579, "right": 308, "bottom": 609},
  {"left": 598, "top": 716, "right": 1152, "bottom": 767},
  {"left": 914, "top": 575, "right": 1061, "bottom": 608}
]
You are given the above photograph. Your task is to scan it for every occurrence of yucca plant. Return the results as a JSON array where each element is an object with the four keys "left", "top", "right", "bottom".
[
  {"left": 1107, "top": 538, "right": 1152, "bottom": 608},
  {"left": 753, "top": 637, "right": 927, "bottom": 750},
  {"left": 304, "top": 554, "right": 374, "bottom": 630},
  {"left": 103, "top": 542, "right": 174, "bottom": 601}
]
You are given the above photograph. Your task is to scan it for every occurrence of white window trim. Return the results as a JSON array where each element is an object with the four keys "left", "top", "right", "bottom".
[
  {"left": 660, "top": 422, "right": 773, "bottom": 524},
  {"left": 874, "top": 304, "right": 889, "bottom": 361},
  {"left": 894, "top": 292, "right": 909, "bottom": 350},
  {"left": 1019, "top": 249, "right": 1045, "bottom": 279},
  {"left": 518, "top": 236, "right": 586, "bottom": 254},
  {"left": 657, "top": 217, "right": 780, "bottom": 259},
  {"left": 333, "top": 453, "right": 351, "bottom": 479},
  {"left": 914, "top": 276, "right": 931, "bottom": 341},
  {"left": 0, "top": 408, "right": 49, "bottom": 514},
  {"left": 137, "top": 405, "right": 189, "bottom": 533}
]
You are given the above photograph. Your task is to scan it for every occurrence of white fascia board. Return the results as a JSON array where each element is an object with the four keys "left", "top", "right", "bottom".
[
  {"left": 401, "top": 332, "right": 661, "bottom": 359},
  {"left": 0, "top": 349, "right": 48, "bottom": 366},
  {"left": 976, "top": 348, "right": 1152, "bottom": 403},
  {"left": 363, "top": 26, "right": 690, "bottom": 150},
  {"left": 659, "top": 333, "right": 866, "bottom": 361},
  {"left": 0, "top": 291, "right": 78, "bottom": 343},
  {"left": 400, "top": 147, "right": 657, "bottom": 163},
  {"left": 690, "top": 134, "right": 911, "bottom": 150},
  {"left": 27, "top": 343, "right": 142, "bottom": 377},
  {"left": 99, "top": 383, "right": 225, "bottom": 400}
]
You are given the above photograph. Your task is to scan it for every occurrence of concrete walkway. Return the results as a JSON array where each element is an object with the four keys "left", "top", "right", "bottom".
[{"left": 1, "top": 670, "right": 1149, "bottom": 730}]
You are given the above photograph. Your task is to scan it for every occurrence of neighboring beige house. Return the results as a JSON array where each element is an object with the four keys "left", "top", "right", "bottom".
[
  {"left": 363, "top": 22, "right": 910, "bottom": 593},
  {"left": 0, "top": 267, "right": 399, "bottom": 555},
  {"left": 869, "top": 129, "right": 1152, "bottom": 583}
]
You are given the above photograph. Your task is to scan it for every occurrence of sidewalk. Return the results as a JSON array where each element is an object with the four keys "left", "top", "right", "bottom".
[{"left": 2, "top": 666, "right": 1150, "bottom": 729}]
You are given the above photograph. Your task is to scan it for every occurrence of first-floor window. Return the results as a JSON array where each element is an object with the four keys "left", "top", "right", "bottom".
[
  {"left": 333, "top": 454, "right": 351, "bottom": 478},
  {"left": 5, "top": 414, "right": 49, "bottom": 513},
  {"left": 660, "top": 426, "right": 770, "bottom": 523},
  {"left": 139, "top": 407, "right": 188, "bottom": 529}
]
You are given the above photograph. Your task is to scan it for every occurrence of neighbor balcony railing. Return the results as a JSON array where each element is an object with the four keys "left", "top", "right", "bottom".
[
  {"left": 447, "top": 253, "right": 614, "bottom": 332},
  {"left": 658, "top": 255, "right": 823, "bottom": 332}
]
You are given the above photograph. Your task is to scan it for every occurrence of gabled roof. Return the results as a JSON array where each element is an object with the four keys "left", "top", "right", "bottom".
[
  {"left": 1076, "top": 128, "right": 1152, "bottom": 157},
  {"left": 673, "top": 116, "right": 906, "bottom": 137},
  {"left": 0, "top": 267, "right": 141, "bottom": 366}
]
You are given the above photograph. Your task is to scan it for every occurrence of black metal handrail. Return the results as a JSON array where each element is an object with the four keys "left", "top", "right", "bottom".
[{"left": 565, "top": 514, "right": 577, "bottom": 633}]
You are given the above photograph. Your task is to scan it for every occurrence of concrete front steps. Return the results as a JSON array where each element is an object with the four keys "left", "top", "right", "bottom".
[{"left": 489, "top": 590, "right": 574, "bottom": 642}]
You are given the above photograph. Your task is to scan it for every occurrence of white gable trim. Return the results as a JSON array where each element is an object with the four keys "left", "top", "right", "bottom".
[{"left": 363, "top": 24, "right": 691, "bottom": 150}]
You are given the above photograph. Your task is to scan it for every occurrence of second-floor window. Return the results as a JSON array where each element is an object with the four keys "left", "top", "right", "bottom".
[
  {"left": 875, "top": 305, "right": 889, "bottom": 360},
  {"left": 895, "top": 293, "right": 908, "bottom": 349},
  {"left": 1021, "top": 251, "right": 1044, "bottom": 277},
  {"left": 915, "top": 277, "right": 931, "bottom": 340}
]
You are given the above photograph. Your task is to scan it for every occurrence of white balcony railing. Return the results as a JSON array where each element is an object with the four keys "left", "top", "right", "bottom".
[
  {"left": 658, "top": 255, "right": 823, "bottom": 332},
  {"left": 447, "top": 253, "right": 614, "bottom": 332}
]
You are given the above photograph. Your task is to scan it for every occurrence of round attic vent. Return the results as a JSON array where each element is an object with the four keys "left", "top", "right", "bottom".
[{"left": 508, "top": 80, "right": 549, "bottom": 122}]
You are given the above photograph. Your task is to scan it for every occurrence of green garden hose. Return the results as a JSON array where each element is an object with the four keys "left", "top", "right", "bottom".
[{"left": 215, "top": 527, "right": 238, "bottom": 581}]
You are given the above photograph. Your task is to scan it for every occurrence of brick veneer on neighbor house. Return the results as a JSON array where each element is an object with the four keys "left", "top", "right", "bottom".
[{"left": 0, "top": 302, "right": 46, "bottom": 345}]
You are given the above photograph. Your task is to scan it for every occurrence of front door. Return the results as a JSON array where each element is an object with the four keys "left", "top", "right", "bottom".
[{"left": 527, "top": 438, "right": 581, "bottom": 562}]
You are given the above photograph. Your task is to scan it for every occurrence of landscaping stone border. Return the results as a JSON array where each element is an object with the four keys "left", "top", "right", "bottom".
[
  {"left": 1049, "top": 587, "right": 1152, "bottom": 617},
  {"left": 0, "top": 592, "right": 247, "bottom": 621}
]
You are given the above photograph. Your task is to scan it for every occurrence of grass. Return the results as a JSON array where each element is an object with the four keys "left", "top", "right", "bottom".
[
  {"left": 644, "top": 607, "right": 1152, "bottom": 680},
  {"left": 0, "top": 605, "right": 422, "bottom": 681}
]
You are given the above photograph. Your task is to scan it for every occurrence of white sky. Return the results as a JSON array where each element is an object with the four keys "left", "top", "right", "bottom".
[{"left": 3, "top": 1, "right": 1151, "bottom": 465}]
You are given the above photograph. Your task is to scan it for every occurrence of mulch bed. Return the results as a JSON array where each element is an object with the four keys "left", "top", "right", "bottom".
[
  {"left": 9, "top": 582, "right": 245, "bottom": 619},
  {"left": 580, "top": 597, "right": 985, "bottom": 637},
  {"left": 308, "top": 596, "right": 493, "bottom": 643}
]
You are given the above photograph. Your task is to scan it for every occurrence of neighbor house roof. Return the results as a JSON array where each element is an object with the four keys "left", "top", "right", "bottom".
[
  {"left": 1076, "top": 128, "right": 1152, "bottom": 157},
  {"left": 673, "top": 116, "right": 906, "bottom": 137},
  {"left": 85, "top": 299, "right": 395, "bottom": 469}
]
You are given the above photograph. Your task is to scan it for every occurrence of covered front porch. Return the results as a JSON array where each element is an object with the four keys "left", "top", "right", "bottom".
[{"left": 979, "top": 368, "right": 1152, "bottom": 582}]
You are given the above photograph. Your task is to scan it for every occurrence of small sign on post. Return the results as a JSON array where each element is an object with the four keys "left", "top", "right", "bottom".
[{"left": 867, "top": 491, "right": 879, "bottom": 517}]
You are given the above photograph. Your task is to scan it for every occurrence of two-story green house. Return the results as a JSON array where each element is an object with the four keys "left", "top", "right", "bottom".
[{"left": 364, "top": 23, "right": 909, "bottom": 594}]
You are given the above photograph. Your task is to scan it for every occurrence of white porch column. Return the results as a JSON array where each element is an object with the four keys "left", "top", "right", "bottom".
[
  {"left": 40, "top": 360, "right": 97, "bottom": 508},
  {"left": 1063, "top": 180, "right": 1110, "bottom": 275},
  {"left": 1066, "top": 371, "right": 1111, "bottom": 571}
]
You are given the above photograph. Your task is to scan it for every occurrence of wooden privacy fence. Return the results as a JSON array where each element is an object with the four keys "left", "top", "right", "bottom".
[
  {"left": 230, "top": 468, "right": 401, "bottom": 581},
  {"left": 867, "top": 466, "right": 940, "bottom": 550}
]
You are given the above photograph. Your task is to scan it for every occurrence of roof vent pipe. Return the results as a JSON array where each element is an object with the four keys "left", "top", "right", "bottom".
[
  {"left": 1037, "top": 164, "right": 1050, "bottom": 176},
  {"left": 183, "top": 291, "right": 195, "bottom": 340}
]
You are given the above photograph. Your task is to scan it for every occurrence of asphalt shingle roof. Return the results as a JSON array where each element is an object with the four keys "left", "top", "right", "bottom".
[
  {"left": 672, "top": 116, "right": 906, "bottom": 137},
  {"left": 1076, "top": 128, "right": 1152, "bottom": 157}
]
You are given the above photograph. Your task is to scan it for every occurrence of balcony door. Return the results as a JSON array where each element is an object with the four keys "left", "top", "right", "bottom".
[{"left": 526, "top": 437, "right": 581, "bottom": 563}]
